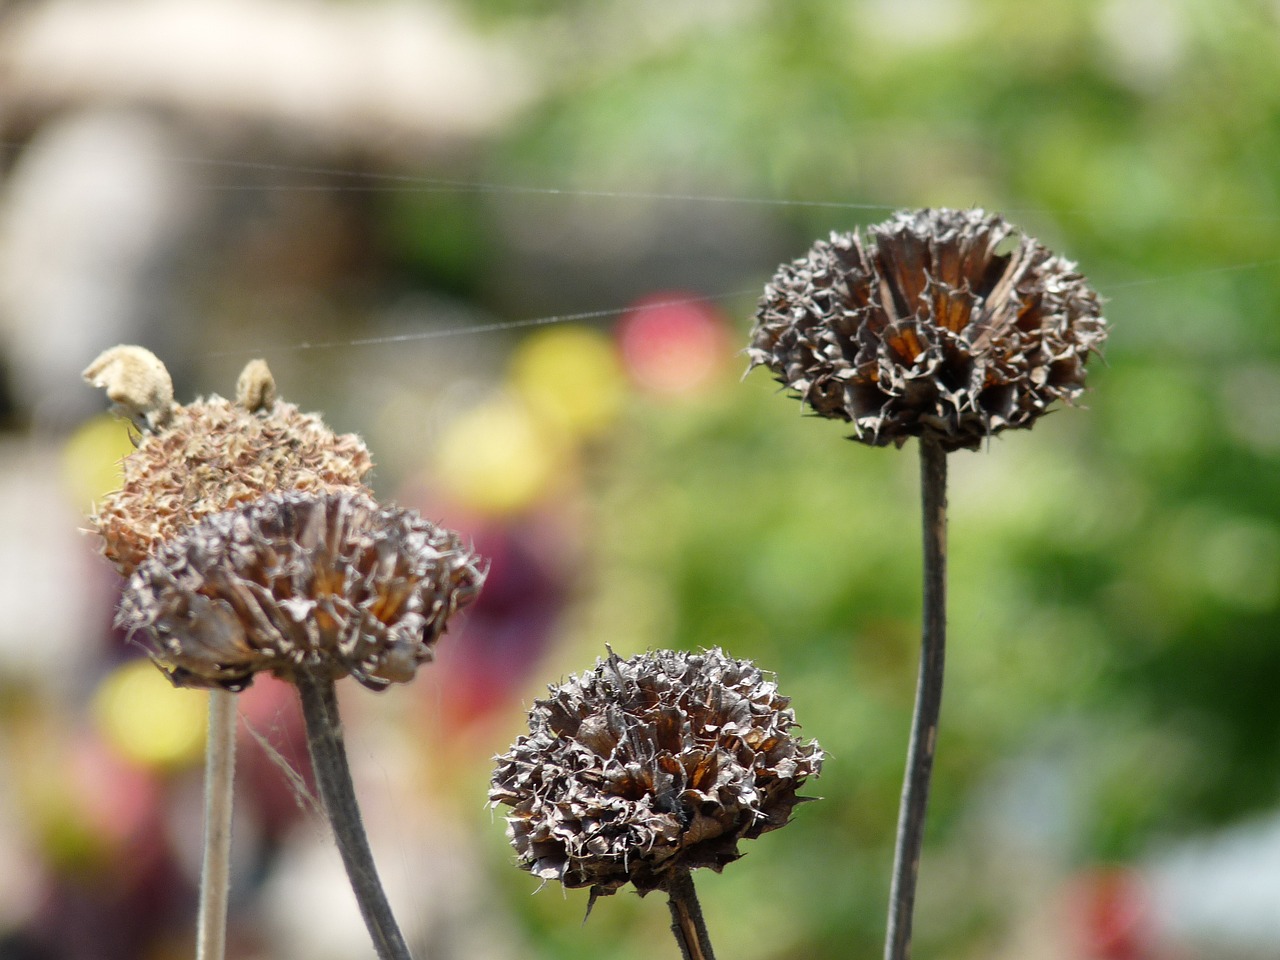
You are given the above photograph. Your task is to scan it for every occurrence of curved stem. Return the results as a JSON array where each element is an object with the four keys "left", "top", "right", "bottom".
[
  {"left": 295, "top": 670, "right": 412, "bottom": 960},
  {"left": 884, "top": 434, "right": 948, "bottom": 960},
  {"left": 196, "top": 689, "right": 237, "bottom": 960},
  {"left": 665, "top": 869, "right": 717, "bottom": 960}
]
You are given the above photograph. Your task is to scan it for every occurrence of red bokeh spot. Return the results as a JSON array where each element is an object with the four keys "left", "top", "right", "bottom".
[{"left": 1067, "top": 867, "right": 1154, "bottom": 960}]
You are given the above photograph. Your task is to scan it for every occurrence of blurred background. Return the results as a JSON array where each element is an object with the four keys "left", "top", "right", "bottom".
[{"left": 1, "top": 0, "right": 1279, "bottom": 957}]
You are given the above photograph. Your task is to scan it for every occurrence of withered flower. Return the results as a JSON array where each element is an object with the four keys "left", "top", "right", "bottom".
[
  {"left": 118, "top": 488, "right": 486, "bottom": 692},
  {"left": 747, "top": 209, "right": 1109, "bottom": 960},
  {"left": 748, "top": 207, "right": 1107, "bottom": 451},
  {"left": 84, "top": 348, "right": 450, "bottom": 960},
  {"left": 88, "top": 364, "right": 372, "bottom": 575},
  {"left": 490, "top": 648, "right": 822, "bottom": 899}
]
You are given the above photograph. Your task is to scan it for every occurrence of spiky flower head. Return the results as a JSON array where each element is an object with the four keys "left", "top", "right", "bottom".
[
  {"left": 118, "top": 489, "right": 486, "bottom": 692},
  {"left": 84, "top": 348, "right": 373, "bottom": 575},
  {"left": 748, "top": 208, "right": 1107, "bottom": 451},
  {"left": 489, "top": 648, "right": 822, "bottom": 898}
]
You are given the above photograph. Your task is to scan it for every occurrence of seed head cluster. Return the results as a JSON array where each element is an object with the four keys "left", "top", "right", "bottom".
[
  {"left": 118, "top": 489, "right": 485, "bottom": 692},
  {"left": 748, "top": 207, "right": 1107, "bottom": 451},
  {"left": 85, "top": 346, "right": 484, "bottom": 694},
  {"left": 92, "top": 395, "right": 373, "bottom": 575},
  {"left": 489, "top": 648, "right": 822, "bottom": 898}
]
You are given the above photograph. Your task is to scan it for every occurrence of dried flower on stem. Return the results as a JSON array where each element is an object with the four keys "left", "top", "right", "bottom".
[
  {"left": 86, "top": 347, "right": 483, "bottom": 960},
  {"left": 749, "top": 207, "right": 1105, "bottom": 451},
  {"left": 119, "top": 488, "right": 486, "bottom": 692},
  {"left": 120, "top": 488, "right": 485, "bottom": 960},
  {"left": 748, "top": 208, "right": 1106, "bottom": 960},
  {"left": 490, "top": 648, "right": 822, "bottom": 960},
  {"left": 85, "top": 349, "right": 320, "bottom": 960}
]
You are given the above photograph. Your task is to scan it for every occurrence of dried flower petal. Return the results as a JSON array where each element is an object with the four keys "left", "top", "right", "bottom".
[
  {"left": 489, "top": 648, "right": 822, "bottom": 897},
  {"left": 118, "top": 489, "right": 486, "bottom": 692},
  {"left": 748, "top": 208, "right": 1107, "bottom": 451},
  {"left": 91, "top": 394, "right": 373, "bottom": 575}
]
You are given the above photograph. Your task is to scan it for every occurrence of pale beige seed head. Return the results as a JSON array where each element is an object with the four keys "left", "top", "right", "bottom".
[{"left": 85, "top": 348, "right": 373, "bottom": 575}]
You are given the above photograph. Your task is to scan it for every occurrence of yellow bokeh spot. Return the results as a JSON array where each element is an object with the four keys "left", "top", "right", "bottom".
[
  {"left": 435, "top": 394, "right": 567, "bottom": 515},
  {"left": 508, "top": 326, "right": 624, "bottom": 439},
  {"left": 61, "top": 413, "right": 134, "bottom": 510},
  {"left": 93, "top": 659, "right": 208, "bottom": 769}
]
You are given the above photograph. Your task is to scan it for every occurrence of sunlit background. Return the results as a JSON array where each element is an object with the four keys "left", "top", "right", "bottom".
[{"left": 1, "top": 0, "right": 1279, "bottom": 958}]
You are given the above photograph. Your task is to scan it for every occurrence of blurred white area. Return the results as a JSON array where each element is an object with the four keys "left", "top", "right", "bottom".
[
  {"left": 0, "top": 0, "right": 533, "bottom": 154},
  {"left": 0, "top": 0, "right": 545, "bottom": 429},
  {"left": 0, "top": 742, "right": 42, "bottom": 933},
  {"left": 1095, "top": 0, "right": 1189, "bottom": 90},
  {"left": 1146, "top": 812, "right": 1280, "bottom": 957},
  {"left": 0, "top": 439, "right": 105, "bottom": 692},
  {"left": 0, "top": 111, "right": 194, "bottom": 429},
  {"left": 261, "top": 784, "right": 525, "bottom": 960},
  {"left": 979, "top": 741, "right": 1280, "bottom": 960}
]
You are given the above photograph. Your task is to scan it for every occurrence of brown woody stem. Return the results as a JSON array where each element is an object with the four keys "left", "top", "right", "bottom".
[
  {"left": 296, "top": 670, "right": 412, "bottom": 960},
  {"left": 884, "top": 433, "right": 948, "bottom": 960},
  {"left": 665, "top": 868, "right": 717, "bottom": 960}
]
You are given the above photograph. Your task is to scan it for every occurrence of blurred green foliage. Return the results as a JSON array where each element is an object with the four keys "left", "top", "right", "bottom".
[{"left": 394, "top": 0, "right": 1280, "bottom": 956}]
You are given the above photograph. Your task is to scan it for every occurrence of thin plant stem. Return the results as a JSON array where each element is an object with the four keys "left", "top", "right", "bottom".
[
  {"left": 196, "top": 688, "right": 237, "bottom": 960},
  {"left": 665, "top": 868, "right": 717, "bottom": 960},
  {"left": 884, "top": 433, "right": 948, "bottom": 960},
  {"left": 295, "top": 670, "right": 412, "bottom": 960}
]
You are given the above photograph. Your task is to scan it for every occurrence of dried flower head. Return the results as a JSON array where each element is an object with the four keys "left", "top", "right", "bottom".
[
  {"left": 118, "top": 489, "right": 486, "bottom": 692},
  {"left": 748, "top": 208, "right": 1107, "bottom": 451},
  {"left": 489, "top": 648, "right": 822, "bottom": 898},
  {"left": 89, "top": 362, "right": 373, "bottom": 575}
]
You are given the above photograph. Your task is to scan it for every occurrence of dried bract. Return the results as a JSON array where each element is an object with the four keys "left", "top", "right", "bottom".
[
  {"left": 489, "top": 648, "right": 822, "bottom": 898},
  {"left": 748, "top": 208, "right": 1107, "bottom": 451},
  {"left": 91, "top": 393, "right": 373, "bottom": 575},
  {"left": 235, "top": 359, "right": 278, "bottom": 413},
  {"left": 82, "top": 345, "right": 176, "bottom": 430},
  {"left": 118, "top": 490, "right": 486, "bottom": 692}
]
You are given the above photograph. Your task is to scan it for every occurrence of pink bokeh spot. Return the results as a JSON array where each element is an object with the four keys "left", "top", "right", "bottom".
[
  {"left": 71, "top": 737, "right": 163, "bottom": 850},
  {"left": 617, "top": 293, "right": 732, "bottom": 396}
]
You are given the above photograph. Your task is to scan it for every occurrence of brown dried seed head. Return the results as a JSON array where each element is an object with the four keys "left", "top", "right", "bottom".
[
  {"left": 90, "top": 390, "right": 373, "bottom": 576},
  {"left": 82, "top": 345, "right": 176, "bottom": 430},
  {"left": 489, "top": 648, "right": 822, "bottom": 898},
  {"left": 748, "top": 208, "right": 1107, "bottom": 451},
  {"left": 117, "top": 489, "right": 487, "bottom": 692}
]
